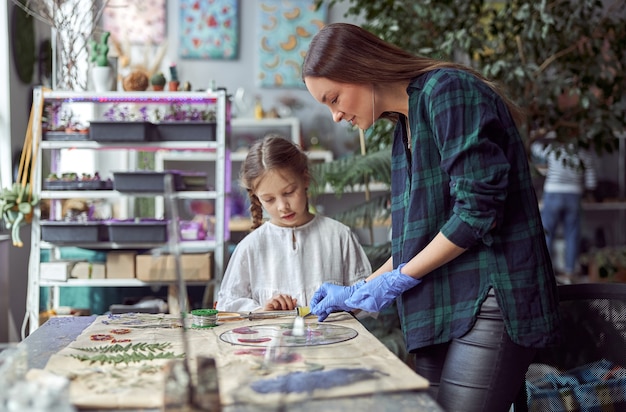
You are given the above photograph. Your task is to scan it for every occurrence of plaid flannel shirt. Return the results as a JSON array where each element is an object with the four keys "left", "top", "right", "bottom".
[{"left": 391, "top": 69, "right": 560, "bottom": 351}]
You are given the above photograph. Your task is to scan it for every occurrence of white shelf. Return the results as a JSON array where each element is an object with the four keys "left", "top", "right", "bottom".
[
  {"left": 582, "top": 201, "right": 626, "bottom": 211},
  {"left": 40, "top": 140, "right": 220, "bottom": 150},
  {"left": 40, "top": 190, "right": 218, "bottom": 200},
  {"left": 231, "top": 117, "right": 300, "bottom": 145},
  {"left": 538, "top": 201, "right": 626, "bottom": 211},
  {"left": 159, "top": 149, "right": 333, "bottom": 163},
  {"left": 40, "top": 90, "right": 219, "bottom": 102},
  {"left": 39, "top": 240, "right": 217, "bottom": 251},
  {"left": 27, "top": 89, "right": 229, "bottom": 334},
  {"left": 320, "top": 182, "right": 389, "bottom": 194},
  {"left": 39, "top": 279, "right": 211, "bottom": 287},
  {"left": 231, "top": 117, "right": 299, "bottom": 128}
]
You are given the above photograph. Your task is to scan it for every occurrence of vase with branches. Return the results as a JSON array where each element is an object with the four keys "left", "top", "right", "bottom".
[{"left": 11, "top": 0, "right": 111, "bottom": 91}]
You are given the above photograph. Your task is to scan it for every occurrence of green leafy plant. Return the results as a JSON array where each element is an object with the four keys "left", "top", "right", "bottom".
[
  {"left": 89, "top": 31, "right": 110, "bottom": 67},
  {"left": 580, "top": 247, "right": 626, "bottom": 281},
  {"left": 150, "top": 72, "right": 167, "bottom": 87},
  {"left": 71, "top": 342, "right": 185, "bottom": 365},
  {"left": 312, "top": 0, "right": 626, "bottom": 266},
  {"left": 0, "top": 183, "right": 39, "bottom": 247},
  {"left": 310, "top": 122, "right": 394, "bottom": 265},
  {"left": 321, "top": 0, "right": 626, "bottom": 153}
]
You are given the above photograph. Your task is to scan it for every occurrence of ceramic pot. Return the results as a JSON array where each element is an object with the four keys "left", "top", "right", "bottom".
[{"left": 92, "top": 66, "right": 113, "bottom": 92}]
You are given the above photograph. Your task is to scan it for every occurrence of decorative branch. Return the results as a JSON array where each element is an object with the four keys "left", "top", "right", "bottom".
[
  {"left": 535, "top": 44, "right": 578, "bottom": 76},
  {"left": 10, "top": 0, "right": 112, "bottom": 90}
]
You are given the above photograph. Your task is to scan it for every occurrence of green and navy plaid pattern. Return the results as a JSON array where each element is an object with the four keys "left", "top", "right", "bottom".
[{"left": 391, "top": 69, "right": 560, "bottom": 351}]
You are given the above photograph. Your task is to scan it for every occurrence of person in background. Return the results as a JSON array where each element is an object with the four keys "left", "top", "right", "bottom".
[
  {"left": 531, "top": 139, "right": 597, "bottom": 284},
  {"left": 302, "top": 23, "right": 560, "bottom": 412},
  {"left": 216, "top": 135, "right": 371, "bottom": 312}
]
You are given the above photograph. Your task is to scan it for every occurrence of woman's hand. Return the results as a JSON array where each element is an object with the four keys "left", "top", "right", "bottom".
[
  {"left": 346, "top": 264, "right": 421, "bottom": 312},
  {"left": 263, "top": 294, "right": 297, "bottom": 311},
  {"left": 309, "top": 280, "right": 366, "bottom": 321}
]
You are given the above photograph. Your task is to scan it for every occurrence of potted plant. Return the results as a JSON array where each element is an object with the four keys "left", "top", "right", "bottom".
[
  {"left": 154, "top": 103, "right": 217, "bottom": 141},
  {"left": 580, "top": 247, "right": 626, "bottom": 283},
  {"left": 168, "top": 64, "right": 180, "bottom": 91},
  {"left": 89, "top": 31, "right": 112, "bottom": 92},
  {"left": 0, "top": 182, "right": 38, "bottom": 247},
  {"left": 150, "top": 72, "right": 167, "bottom": 91}
]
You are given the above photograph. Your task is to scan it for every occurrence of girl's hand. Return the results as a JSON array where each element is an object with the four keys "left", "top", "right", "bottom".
[{"left": 263, "top": 294, "right": 297, "bottom": 311}]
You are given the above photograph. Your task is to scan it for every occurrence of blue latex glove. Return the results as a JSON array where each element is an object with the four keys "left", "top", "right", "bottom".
[
  {"left": 345, "top": 264, "right": 421, "bottom": 312},
  {"left": 309, "top": 280, "right": 366, "bottom": 322}
]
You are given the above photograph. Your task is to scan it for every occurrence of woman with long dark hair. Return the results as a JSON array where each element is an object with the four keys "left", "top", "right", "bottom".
[{"left": 303, "top": 23, "right": 560, "bottom": 412}]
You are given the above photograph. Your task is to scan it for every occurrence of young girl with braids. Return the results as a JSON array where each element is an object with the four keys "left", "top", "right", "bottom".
[{"left": 216, "top": 135, "right": 371, "bottom": 312}]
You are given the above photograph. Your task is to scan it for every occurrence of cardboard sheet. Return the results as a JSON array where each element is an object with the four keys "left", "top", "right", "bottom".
[{"left": 42, "top": 312, "right": 428, "bottom": 409}]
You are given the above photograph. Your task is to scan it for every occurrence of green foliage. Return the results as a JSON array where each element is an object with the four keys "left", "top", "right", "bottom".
[
  {"left": 310, "top": 148, "right": 392, "bottom": 256},
  {"left": 150, "top": 71, "right": 167, "bottom": 86},
  {"left": 311, "top": 148, "right": 391, "bottom": 196},
  {"left": 71, "top": 342, "right": 185, "bottom": 365},
  {"left": 1, "top": 182, "right": 39, "bottom": 247},
  {"left": 311, "top": 0, "right": 626, "bottom": 264},
  {"left": 89, "top": 31, "right": 110, "bottom": 67},
  {"left": 322, "top": 0, "right": 626, "bottom": 154}
]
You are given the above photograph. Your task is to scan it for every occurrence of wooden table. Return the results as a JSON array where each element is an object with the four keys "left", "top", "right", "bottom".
[{"left": 21, "top": 314, "right": 443, "bottom": 412}]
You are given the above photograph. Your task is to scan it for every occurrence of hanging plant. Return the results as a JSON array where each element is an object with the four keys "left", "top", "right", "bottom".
[
  {"left": 1, "top": 183, "right": 38, "bottom": 247},
  {"left": 0, "top": 89, "right": 44, "bottom": 246}
]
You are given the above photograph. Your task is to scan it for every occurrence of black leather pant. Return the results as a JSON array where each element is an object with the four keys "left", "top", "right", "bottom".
[{"left": 412, "top": 290, "right": 536, "bottom": 412}]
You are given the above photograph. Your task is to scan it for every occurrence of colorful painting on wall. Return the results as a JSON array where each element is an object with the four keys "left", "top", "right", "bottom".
[
  {"left": 258, "top": 0, "right": 327, "bottom": 88},
  {"left": 102, "top": 0, "right": 166, "bottom": 44},
  {"left": 179, "top": 0, "right": 239, "bottom": 59}
]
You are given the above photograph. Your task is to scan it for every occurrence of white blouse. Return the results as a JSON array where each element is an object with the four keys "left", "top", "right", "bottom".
[{"left": 216, "top": 214, "right": 372, "bottom": 312}]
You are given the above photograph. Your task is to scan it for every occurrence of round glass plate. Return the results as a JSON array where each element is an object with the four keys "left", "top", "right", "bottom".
[{"left": 219, "top": 322, "right": 358, "bottom": 347}]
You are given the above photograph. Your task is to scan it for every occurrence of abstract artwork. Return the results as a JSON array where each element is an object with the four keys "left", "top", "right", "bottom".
[
  {"left": 179, "top": 0, "right": 239, "bottom": 59},
  {"left": 102, "top": 0, "right": 166, "bottom": 44},
  {"left": 258, "top": 0, "right": 327, "bottom": 88}
]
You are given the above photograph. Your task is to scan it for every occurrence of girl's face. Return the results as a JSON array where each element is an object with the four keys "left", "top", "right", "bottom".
[
  {"left": 304, "top": 76, "right": 374, "bottom": 130},
  {"left": 254, "top": 168, "right": 312, "bottom": 228}
]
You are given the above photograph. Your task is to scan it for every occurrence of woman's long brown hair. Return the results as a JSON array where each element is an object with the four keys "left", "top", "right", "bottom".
[{"left": 302, "top": 23, "right": 523, "bottom": 124}]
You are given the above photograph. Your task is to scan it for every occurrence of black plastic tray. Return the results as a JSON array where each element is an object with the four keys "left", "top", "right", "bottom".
[
  {"left": 41, "top": 221, "right": 107, "bottom": 243},
  {"left": 89, "top": 121, "right": 156, "bottom": 142},
  {"left": 43, "top": 131, "right": 90, "bottom": 141},
  {"left": 156, "top": 121, "right": 216, "bottom": 141},
  {"left": 113, "top": 171, "right": 185, "bottom": 192},
  {"left": 43, "top": 180, "right": 113, "bottom": 190},
  {"left": 105, "top": 219, "right": 168, "bottom": 243}
]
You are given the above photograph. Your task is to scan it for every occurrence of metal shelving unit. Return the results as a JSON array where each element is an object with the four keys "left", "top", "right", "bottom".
[{"left": 25, "top": 88, "right": 229, "bottom": 334}]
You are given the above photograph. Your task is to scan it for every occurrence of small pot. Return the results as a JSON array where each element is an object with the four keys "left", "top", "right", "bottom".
[
  {"left": 168, "top": 81, "right": 180, "bottom": 91},
  {"left": 152, "top": 84, "right": 165, "bottom": 91}
]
